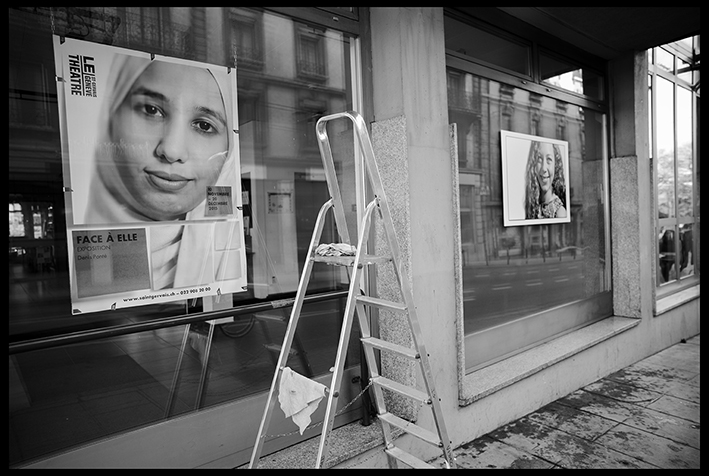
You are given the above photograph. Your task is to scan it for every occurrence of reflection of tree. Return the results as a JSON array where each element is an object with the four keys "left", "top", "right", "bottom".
[{"left": 657, "top": 142, "right": 693, "bottom": 217}]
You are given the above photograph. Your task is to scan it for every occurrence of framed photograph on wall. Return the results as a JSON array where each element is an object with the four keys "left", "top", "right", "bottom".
[{"left": 500, "top": 130, "right": 571, "bottom": 227}]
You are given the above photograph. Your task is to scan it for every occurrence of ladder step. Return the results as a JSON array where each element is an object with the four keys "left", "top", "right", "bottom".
[
  {"left": 356, "top": 295, "right": 406, "bottom": 312},
  {"left": 311, "top": 253, "right": 391, "bottom": 267},
  {"left": 384, "top": 445, "right": 436, "bottom": 469},
  {"left": 372, "top": 376, "right": 431, "bottom": 405},
  {"left": 361, "top": 336, "right": 419, "bottom": 360},
  {"left": 380, "top": 412, "right": 442, "bottom": 447}
]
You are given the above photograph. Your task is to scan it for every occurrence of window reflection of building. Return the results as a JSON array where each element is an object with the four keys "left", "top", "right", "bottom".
[
  {"left": 296, "top": 24, "right": 328, "bottom": 81},
  {"left": 231, "top": 11, "right": 264, "bottom": 71},
  {"left": 9, "top": 7, "right": 362, "bottom": 467},
  {"left": 445, "top": 24, "right": 610, "bottom": 369}
]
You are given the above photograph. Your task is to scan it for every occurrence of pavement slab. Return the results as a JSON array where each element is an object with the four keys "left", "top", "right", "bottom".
[
  {"left": 595, "top": 423, "right": 700, "bottom": 469},
  {"left": 427, "top": 335, "right": 700, "bottom": 469}
]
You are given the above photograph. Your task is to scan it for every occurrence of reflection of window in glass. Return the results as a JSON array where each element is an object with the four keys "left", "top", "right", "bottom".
[
  {"left": 9, "top": 203, "right": 25, "bottom": 237},
  {"left": 124, "top": 7, "right": 163, "bottom": 49},
  {"left": 296, "top": 25, "right": 327, "bottom": 81},
  {"left": 117, "top": 7, "right": 191, "bottom": 57},
  {"left": 447, "top": 70, "right": 482, "bottom": 170},
  {"left": 8, "top": 59, "right": 51, "bottom": 128},
  {"left": 9, "top": 201, "right": 54, "bottom": 239},
  {"left": 31, "top": 204, "right": 53, "bottom": 239},
  {"left": 540, "top": 52, "right": 604, "bottom": 100},
  {"left": 230, "top": 12, "right": 263, "bottom": 70}
]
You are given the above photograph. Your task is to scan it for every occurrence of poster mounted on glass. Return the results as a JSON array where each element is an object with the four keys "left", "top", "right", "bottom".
[
  {"left": 53, "top": 35, "right": 247, "bottom": 314},
  {"left": 500, "top": 130, "right": 571, "bottom": 227}
]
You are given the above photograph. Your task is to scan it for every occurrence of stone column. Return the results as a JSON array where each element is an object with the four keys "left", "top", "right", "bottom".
[
  {"left": 368, "top": 7, "right": 456, "bottom": 420},
  {"left": 609, "top": 51, "right": 654, "bottom": 318}
]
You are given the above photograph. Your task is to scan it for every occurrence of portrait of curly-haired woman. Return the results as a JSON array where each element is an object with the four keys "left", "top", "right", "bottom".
[
  {"left": 501, "top": 131, "right": 570, "bottom": 227},
  {"left": 524, "top": 140, "right": 567, "bottom": 219}
]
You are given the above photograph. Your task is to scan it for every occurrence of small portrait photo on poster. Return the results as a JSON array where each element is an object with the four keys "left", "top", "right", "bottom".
[{"left": 500, "top": 131, "right": 570, "bottom": 227}]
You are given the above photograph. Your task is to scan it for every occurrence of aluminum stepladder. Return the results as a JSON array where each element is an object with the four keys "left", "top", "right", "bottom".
[{"left": 248, "top": 111, "right": 455, "bottom": 469}]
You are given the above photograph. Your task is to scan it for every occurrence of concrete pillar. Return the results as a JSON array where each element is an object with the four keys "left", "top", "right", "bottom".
[
  {"left": 609, "top": 51, "right": 654, "bottom": 318},
  {"left": 368, "top": 7, "right": 457, "bottom": 422}
]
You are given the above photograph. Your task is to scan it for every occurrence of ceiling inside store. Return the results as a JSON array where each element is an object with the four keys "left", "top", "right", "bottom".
[{"left": 498, "top": 7, "right": 700, "bottom": 60}]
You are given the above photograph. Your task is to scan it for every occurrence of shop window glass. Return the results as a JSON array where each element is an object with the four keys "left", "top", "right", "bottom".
[
  {"left": 9, "top": 203, "right": 25, "bottom": 237},
  {"left": 9, "top": 59, "right": 52, "bottom": 128},
  {"left": 9, "top": 7, "right": 363, "bottom": 467},
  {"left": 677, "top": 56, "right": 693, "bottom": 84},
  {"left": 655, "top": 46, "right": 675, "bottom": 74},
  {"left": 651, "top": 37, "right": 699, "bottom": 291},
  {"left": 444, "top": 16, "right": 531, "bottom": 76},
  {"left": 656, "top": 76, "right": 676, "bottom": 219},
  {"left": 540, "top": 51, "right": 605, "bottom": 101},
  {"left": 447, "top": 66, "right": 610, "bottom": 371}
]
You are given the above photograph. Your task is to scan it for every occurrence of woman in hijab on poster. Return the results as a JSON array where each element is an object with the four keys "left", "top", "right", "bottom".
[
  {"left": 85, "top": 53, "right": 240, "bottom": 290},
  {"left": 524, "top": 139, "right": 567, "bottom": 220}
]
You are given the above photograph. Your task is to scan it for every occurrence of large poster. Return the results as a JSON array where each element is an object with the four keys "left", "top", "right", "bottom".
[
  {"left": 53, "top": 36, "right": 247, "bottom": 314},
  {"left": 500, "top": 130, "right": 571, "bottom": 227}
]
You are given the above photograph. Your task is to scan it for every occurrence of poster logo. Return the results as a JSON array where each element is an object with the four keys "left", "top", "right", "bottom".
[{"left": 67, "top": 54, "right": 97, "bottom": 97}]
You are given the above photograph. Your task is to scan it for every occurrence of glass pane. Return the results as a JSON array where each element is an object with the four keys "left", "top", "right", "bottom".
[
  {"left": 444, "top": 15, "right": 530, "bottom": 76},
  {"left": 658, "top": 225, "right": 676, "bottom": 284},
  {"left": 679, "top": 223, "right": 695, "bottom": 279},
  {"left": 447, "top": 68, "right": 609, "bottom": 338},
  {"left": 656, "top": 47, "right": 675, "bottom": 73},
  {"left": 540, "top": 52, "right": 604, "bottom": 100},
  {"left": 676, "top": 85, "right": 693, "bottom": 217},
  {"left": 656, "top": 76, "right": 675, "bottom": 219},
  {"left": 9, "top": 7, "right": 362, "bottom": 466},
  {"left": 648, "top": 73, "right": 653, "bottom": 159},
  {"left": 677, "top": 55, "right": 693, "bottom": 84}
]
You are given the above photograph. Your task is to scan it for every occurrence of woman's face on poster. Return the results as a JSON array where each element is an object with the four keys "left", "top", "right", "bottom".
[
  {"left": 110, "top": 61, "right": 228, "bottom": 221},
  {"left": 534, "top": 142, "right": 555, "bottom": 196}
]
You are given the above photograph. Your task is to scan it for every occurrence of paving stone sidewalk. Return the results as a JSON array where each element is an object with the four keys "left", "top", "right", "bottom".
[{"left": 430, "top": 334, "right": 700, "bottom": 469}]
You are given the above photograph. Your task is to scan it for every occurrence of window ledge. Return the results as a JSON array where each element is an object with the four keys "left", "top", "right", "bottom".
[
  {"left": 656, "top": 284, "right": 700, "bottom": 315},
  {"left": 459, "top": 316, "right": 640, "bottom": 406}
]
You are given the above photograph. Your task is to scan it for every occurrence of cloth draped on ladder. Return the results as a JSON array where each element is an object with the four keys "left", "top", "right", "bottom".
[{"left": 278, "top": 367, "right": 327, "bottom": 435}]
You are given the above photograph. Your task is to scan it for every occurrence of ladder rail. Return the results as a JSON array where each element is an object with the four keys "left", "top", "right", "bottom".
[
  {"left": 315, "top": 116, "right": 352, "bottom": 246},
  {"left": 319, "top": 112, "right": 455, "bottom": 466},
  {"left": 319, "top": 111, "right": 454, "bottom": 468},
  {"left": 314, "top": 197, "right": 379, "bottom": 468},
  {"left": 352, "top": 112, "right": 456, "bottom": 467},
  {"left": 248, "top": 199, "right": 334, "bottom": 469}
]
